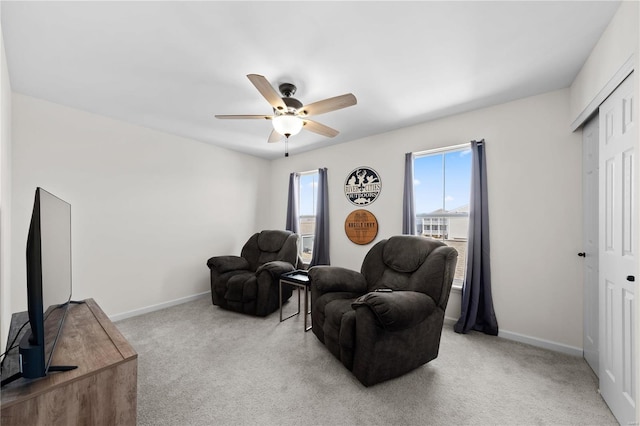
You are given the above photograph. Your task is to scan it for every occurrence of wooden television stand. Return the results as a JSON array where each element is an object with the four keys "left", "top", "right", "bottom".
[{"left": 1, "top": 298, "right": 138, "bottom": 426}]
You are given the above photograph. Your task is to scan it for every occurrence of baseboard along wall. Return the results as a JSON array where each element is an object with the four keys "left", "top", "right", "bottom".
[
  {"left": 112, "top": 293, "right": 582, "bottom": 358},
  {"left": 109, "top": 291, "right": 211, "bottom": 323},
  {"left": 443, "top": 317, "right": 583, "bottom": 358}
]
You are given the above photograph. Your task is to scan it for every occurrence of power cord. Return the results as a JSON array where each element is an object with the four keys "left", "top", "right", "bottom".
[{"left": 0, "top": 319, "right": 29, "bottom": 373}]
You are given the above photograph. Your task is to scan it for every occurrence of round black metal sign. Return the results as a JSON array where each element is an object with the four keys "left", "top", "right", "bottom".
[{"left": 344, "top": 167, "right": 381, "bottom": 206}]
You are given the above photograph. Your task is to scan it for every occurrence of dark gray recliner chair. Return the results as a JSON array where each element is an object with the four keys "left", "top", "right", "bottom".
[
  {"left": 207, "top": 230, "right": 301, "bottom": 316},
  {"left": 309, "top": 235, "right": 457, "bottom": 386}
]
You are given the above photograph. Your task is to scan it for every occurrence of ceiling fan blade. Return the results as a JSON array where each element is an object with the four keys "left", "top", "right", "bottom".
[
  {"left": 299, "top": 93, "right": 357, "bottom": 117},
  {"left": 247, "top": 74, "right": 287, "bottom": 112},
  {"left": 302, "top": 119, "right": 339, "bottom": 138},
  {"left": 268, "top": 129, "right": 282, "bottom": 143},
  {"left": 214, "top": 114, "right": 273, "bottom": 120}
]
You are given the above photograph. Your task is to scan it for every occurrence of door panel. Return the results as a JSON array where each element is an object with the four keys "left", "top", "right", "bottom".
[
  {"left": 604, "top": 279, "right": 615, "bottom": 381},
  {"left": 583, "top": 114, "right": 599, "bottom": 374},
  {"left": 622, "top": 288, "right": 635, "bottom": 404},
  {"left": 604, "top": 158, "right": 615, "bottom": 251},
  {"left": 623, "top": 149, "right": 634, "bottom": 255},
  {"left": 599, "top": 72, "right": 637, "bottom": 425}
]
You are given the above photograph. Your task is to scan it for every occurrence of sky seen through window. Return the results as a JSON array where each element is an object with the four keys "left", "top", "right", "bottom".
[{"left": 414, "top": 148, "right": 471, "bottom": 214}]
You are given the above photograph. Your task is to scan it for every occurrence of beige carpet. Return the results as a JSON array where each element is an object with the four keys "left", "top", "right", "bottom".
[{"left": 115, "top": 295, "right": 616, "bottom": 426}]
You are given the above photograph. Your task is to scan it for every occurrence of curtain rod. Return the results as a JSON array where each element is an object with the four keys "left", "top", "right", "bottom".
[
  {"left": 413, "top": 142, "right": 471, "bottom": 157},
  {"left": 298, "top": 169, "right": 318, "bottom": 176}
]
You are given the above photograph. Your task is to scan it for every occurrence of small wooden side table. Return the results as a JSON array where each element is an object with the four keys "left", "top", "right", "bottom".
[{"left": 279, "top": 270, "right": 312, "bottom": 332}]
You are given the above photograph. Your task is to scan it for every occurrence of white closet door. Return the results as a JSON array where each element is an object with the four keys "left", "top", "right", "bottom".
[
  {"left": 583, "top": 114, "right": 599, "bottom": 375},
  {"left": 599, "top": 72, "right": 637, "bottom": 425}
]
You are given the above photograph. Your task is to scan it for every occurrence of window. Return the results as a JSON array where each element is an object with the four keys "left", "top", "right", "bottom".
[
  {"left": 298, "top": 171, "right": 318, "bottom": 263},
  {"left": 414, "top": 145, "right": 471, "bottom": 286}
]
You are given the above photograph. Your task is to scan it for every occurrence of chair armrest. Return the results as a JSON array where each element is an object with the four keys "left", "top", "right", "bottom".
[
  {"left": 351, "top": 291, "right": 436, "bottom": 331},
  {"left": 308, "top": 266, "right": 367, "bottom": 294},
  {"left": 256, "top": 260, "right": 296, "bottom": 278},
  {"left": 206, "top": 255, "right": 250, "bottom": 273}
]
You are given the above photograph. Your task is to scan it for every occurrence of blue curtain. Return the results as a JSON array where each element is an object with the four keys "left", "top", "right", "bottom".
[
  {"left": 402, "top": 152, "right": 416, "bottom": 235},
  {"left": 454, "top": 140, "right": 498, "bottom": 335},
  {"left": 285, "top": 172, "right": 300, "bottom": 234},
  {"left": 310, "top": 168, "right": 330, "bottom": 266}
]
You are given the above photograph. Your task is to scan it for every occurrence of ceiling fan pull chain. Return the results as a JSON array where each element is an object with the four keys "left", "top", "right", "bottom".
[{"left": 285, "top": 137, "right": 289, "bottom": 157}]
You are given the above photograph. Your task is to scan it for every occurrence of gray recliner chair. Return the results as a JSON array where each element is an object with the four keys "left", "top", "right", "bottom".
[
  {"left": 207, "top": 230, "right": 301, "bottom": 316},
  {"left": 309, "top": 235, "right": 457, "bottom": 386}
]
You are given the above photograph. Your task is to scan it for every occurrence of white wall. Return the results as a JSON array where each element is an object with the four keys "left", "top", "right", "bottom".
[
  {"left": 0, "top": 19, "right": 13, "bottom": 351},
  {"left": 570, "top": 1, "right": 639, "bottom": 124},
  {"left": 6, "top": 3, "right": 632, "bottom": 354},
  {"left": 569, "top": 3, "right": 639, "bottom": 420},
  {"left": 11, "top": 94, "right": 270, "bottom": 318},
  {"left": 267, "top": 89, "right": 584, "bottom": 351}
]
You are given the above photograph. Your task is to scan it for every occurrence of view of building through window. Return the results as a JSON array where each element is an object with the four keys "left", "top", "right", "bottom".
[
  {"left": 414, "top": 146, "right": 471, "bottom": 284},
  {"left": 299, "top": 171, "right": 318, "bottom": 263}
]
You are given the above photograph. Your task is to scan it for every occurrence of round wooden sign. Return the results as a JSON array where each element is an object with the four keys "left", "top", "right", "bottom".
[{"left": 344, "top": 209, "right": 379, "bottom": 245}]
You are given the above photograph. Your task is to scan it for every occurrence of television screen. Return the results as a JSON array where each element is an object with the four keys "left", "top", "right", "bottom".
[
  {"left": 19, "top": 187, "right": 72, "bottom": 378},
  {"left": 39, "top": 188, "right": 72, "bottom": 321}
]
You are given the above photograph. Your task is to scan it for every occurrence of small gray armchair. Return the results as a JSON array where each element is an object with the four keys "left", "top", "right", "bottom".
[
  {"left": 207, "top": 230, "right": 301, "bottom": 316},
  {"left": 309, "top": 235, "right": 457, "bottom": 386}
]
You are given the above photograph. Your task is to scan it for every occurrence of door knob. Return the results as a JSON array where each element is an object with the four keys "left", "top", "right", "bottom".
[
  {"left": 578, "top": 252, "right": 586, "bottom": 257},
  {"left": 627, "top": 276, "right": 635, "bottom": 282}
]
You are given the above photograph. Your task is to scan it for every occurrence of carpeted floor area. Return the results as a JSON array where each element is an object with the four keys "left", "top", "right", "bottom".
[{"left": 115, "top": 295, "right": 616, "bottom": 426}]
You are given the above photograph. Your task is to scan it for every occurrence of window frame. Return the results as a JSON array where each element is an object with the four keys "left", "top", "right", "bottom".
[
  {"left": 297, "top": 170, "right": 319, "bottom": 264},
  {"left": 414, "top": 143, "right": 471, "bottom": 290}
]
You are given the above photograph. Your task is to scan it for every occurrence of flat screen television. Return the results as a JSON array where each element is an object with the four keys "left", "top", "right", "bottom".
[{"left": 18, "top": 187, "right": 74, "bottom": 379}]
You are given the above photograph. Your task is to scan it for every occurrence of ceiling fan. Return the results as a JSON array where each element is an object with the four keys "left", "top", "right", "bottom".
[{"left": 215, "top": 74, "right": 357, "bottom": 156}]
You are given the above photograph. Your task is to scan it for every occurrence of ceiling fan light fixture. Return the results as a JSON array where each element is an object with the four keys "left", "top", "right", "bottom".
[
  {"left": 272, "top": 114, "right": 303, "bottom": 137},
  {"left": 216, "top": 74, "right": 357, "bottom": 145}
]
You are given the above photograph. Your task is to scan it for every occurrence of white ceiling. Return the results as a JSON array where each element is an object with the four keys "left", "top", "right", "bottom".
[{"left": 1, "top": 1, "right": 621, "bottom": 159}]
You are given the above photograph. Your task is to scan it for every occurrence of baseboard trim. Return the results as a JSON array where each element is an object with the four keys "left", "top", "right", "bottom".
[
  {"left": 112, "top": 296, "right": 582, "bottom": 357},
  {"left": 110, "top": 291, "right": 211, "bottom": 322},
  {"left": 443, "top": 317, "right": 583, "bottom": 357},
  {"left": 444, "top": 316, "right": 457, "bottom": 325},
  {"left": 498, "top": 329, "right": 583, "bottom": 357}
]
